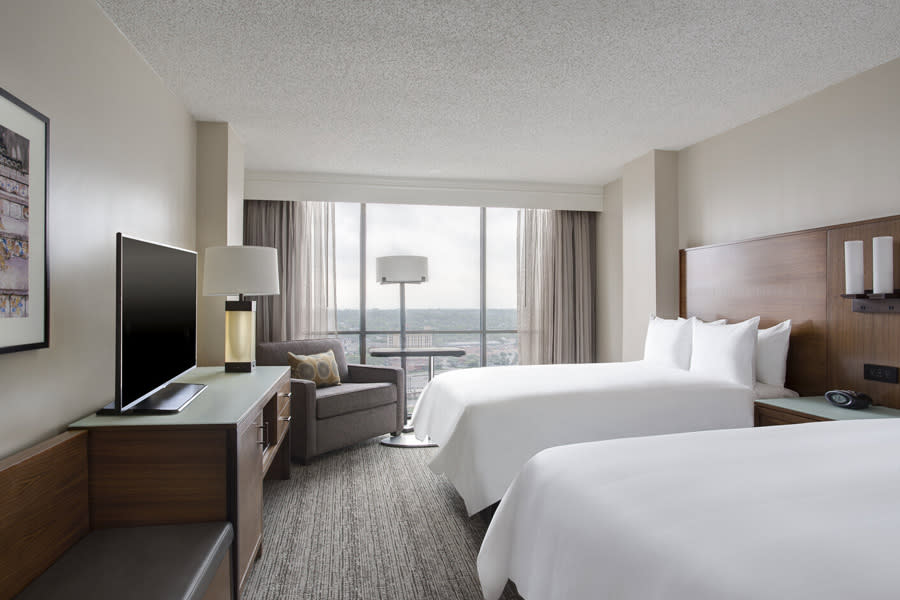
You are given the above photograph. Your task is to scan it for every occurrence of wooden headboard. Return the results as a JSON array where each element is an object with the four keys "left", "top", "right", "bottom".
[{"left": 681, "top": 214, "right": 900, "bottom": 407}]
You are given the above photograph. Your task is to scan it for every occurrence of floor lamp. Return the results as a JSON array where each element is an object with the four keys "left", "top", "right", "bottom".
[{"left": 375, "top": 255, "right": 435, "bottom": 448}]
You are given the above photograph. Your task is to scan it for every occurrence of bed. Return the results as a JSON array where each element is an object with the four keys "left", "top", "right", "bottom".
[
  {"left": 409, "top": 360, "right": 756, "bottom": 515},
  {"left": 411, "top": 220, "right": 838, "bottom": 516},
  {"left": 477, "top": 418, "right": 900, "bottom": 600}
]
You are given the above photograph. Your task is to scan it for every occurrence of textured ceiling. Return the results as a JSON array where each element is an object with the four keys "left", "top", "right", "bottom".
[{"left": 97, "top": 1, "right": 900, "bottom": 185}]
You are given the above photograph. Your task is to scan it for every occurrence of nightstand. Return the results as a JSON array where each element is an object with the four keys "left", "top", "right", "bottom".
[{"left": 755, "top": 396, "right": 900, "bottom": 426}]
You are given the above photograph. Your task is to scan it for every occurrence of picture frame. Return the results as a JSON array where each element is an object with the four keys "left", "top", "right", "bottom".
[{"left": 0, "top": 87, "right": 48, "bottom": 353}]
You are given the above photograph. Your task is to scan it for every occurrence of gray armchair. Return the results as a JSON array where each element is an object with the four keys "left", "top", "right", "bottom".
[{"left": 256, "top": 338, "right": 405, "bottom": 463}]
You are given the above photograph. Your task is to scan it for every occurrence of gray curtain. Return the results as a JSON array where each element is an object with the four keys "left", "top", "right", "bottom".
[
  {"left": 517, "top": 209, "right": 596, "bottom": 365},
  {"left": 244, "top": 200, "right": 336, "bottom": 343}
]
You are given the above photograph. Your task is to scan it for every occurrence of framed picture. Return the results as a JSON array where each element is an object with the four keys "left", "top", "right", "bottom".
[{"left": 0, "top": 87, "right": 48, "bottom": 353}]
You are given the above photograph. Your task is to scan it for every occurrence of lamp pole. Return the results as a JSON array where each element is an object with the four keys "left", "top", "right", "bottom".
[{"left": 399, "top": 281, "right": 407, "bottom": 377}]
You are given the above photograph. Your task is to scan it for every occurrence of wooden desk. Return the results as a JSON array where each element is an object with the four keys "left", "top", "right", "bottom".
[
  {"left": 69, "top": 366, "right": 291, "bottom": 599},
  {"left": 755, "top": 396, "right": 900, "bottom": 426}
]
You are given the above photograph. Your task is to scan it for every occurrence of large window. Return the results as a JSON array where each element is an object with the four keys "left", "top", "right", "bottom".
[{"left": 335, "top": 203, "right": 518, "bottom": 412}]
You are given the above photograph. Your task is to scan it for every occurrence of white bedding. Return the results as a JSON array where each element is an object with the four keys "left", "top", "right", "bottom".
[
  {"left": 478, "top": 419, "right": 900, "bottom": 600},
  {"left": 409, "top": 361, "right": 754, "bottom": 515}
]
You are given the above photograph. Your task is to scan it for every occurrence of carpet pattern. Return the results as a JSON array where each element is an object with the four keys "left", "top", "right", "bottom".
[{"left": 243, "top": 438, "right": 521, "bottom": 600}]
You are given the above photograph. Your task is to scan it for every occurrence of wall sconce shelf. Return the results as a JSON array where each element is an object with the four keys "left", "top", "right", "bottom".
[{"left": 842, "top": 290, "right": 899, "bottom": 313}]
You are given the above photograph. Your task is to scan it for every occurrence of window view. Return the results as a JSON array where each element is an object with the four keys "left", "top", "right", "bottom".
[{"left": 334, "top": 203, "right": 518, "bottom": 413}]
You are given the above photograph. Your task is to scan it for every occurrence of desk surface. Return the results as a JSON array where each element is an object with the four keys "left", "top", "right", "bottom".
[
  {"left": 369, "top": 346, "right": 466, "bottom": 358},
  {"left": 69, "top": 366, "right": 289, "bottom": 428},
  {"left": 756, "top": 396, "right": 900, "bottom": 421}
]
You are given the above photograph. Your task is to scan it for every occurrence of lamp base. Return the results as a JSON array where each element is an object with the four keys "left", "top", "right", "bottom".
[
  {"left": 225, "top": 361, "right": 255, "bottom": 373},
  {"left": 224, "top": 300, "right": 256, "bottom": 372}
]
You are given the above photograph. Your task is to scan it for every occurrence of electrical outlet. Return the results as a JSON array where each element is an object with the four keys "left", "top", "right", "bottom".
[{"left": 864, "top": 364, "right": 899, "bottom": 384}]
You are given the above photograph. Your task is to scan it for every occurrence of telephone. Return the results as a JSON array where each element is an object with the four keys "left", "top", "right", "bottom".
[{"left": 825, "top": 390, "right": 872, "bottom": 410}]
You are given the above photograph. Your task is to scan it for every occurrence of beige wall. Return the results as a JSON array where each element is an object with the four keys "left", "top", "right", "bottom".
[
  {"left": 621, "top": 152, "right": 655, "bottom": 360},
  {"left": 596, "top": 178, "right": 623, "bottom": 362},
  {"left": 679, "top": 57, "right": 900, "bottom": 248},
  {"left": 196, "top": 122, "right": 244, "bottom": 366},
  {"left": 653, "top": 151, "right": 679, "bottom": 318},
  {"left": 600, "top": 57, "right": 900, "bottom": 362},
  {"left": 619, "top": 150, "right": 679, "bottom": 360},
  {"left": 0, "top": 0, "right": 196, "bottom": 458}
]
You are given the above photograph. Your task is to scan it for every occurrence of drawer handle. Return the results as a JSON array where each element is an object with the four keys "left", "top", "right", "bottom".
[
  {"left": 278, "top": 415, "right": 292, "bottom": 423},
  {"left": 278, "top": 392, "right": 292, "bottom": 398},
  {"left": 258, "top": 423, "right": 269, "bottom": 448}
]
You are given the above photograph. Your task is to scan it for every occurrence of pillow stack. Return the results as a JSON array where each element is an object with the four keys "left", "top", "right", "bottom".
[
  {"left": 643, "top": 315, "right": 792, "bottom": 390},
  {"left": 690, "top": 317, "right": 760, "bottom": 388}
]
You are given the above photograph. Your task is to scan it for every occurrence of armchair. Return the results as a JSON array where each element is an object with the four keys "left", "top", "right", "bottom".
[{"left": 256, "top": 339, "right": 405, "bottom": 463}]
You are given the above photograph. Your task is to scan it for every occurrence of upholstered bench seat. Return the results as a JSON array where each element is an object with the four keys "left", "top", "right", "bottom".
[
  {"left": 315, "top": 381, "right": 396, "bottom": 419},
  {"left": 16, "top": 522, "right": 233, "bottom": 600}
]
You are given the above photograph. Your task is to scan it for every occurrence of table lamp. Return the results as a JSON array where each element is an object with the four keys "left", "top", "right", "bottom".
[{"left": 203, "top": 245, "right": 280, "bottom": 372}]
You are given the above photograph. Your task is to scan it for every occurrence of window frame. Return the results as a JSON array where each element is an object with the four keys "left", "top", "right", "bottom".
[{"left": 336, "top": 204, "right": 518, "bottom": 369}]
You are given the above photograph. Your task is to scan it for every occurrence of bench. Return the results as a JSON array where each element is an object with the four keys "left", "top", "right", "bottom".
[{"left": 0, "top": 431, "right": 233, "bottom": 600}]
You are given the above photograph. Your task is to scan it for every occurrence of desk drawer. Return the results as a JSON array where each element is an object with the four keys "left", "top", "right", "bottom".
[
  {"left": 755, "top": 404, "right": 830, "bottom": 427},
  {"left": 277, "top": 381, "right": 291, "bottom": 414},
  {"left": 276, "top": 411, "right": 291, "bottom": 443}
]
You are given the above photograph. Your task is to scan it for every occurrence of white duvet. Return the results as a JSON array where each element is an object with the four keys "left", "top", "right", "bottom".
[
  {"left": 409, "top": 361, "right": 754, "bottom": 515},
  {"left": 478, "top": 418, "right": 900, "bottom": 600}
]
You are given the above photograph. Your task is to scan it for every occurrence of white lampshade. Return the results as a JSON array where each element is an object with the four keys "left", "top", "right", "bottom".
[
  {"left": 873, "top": 236, "right": 894, "bottom": 295},
  {"left": 844, "top": 240, "right": 864, "bottom": 295},
  {"left": 376, "top": 255, "right": 428, "bottom": 284},
  {"left": 203, "top": 246, "right": 280, "bottom": 296}
]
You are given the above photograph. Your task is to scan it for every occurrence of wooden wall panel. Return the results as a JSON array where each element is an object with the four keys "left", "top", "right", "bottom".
[
  {"left": 88, "top": 428, "right": 229, "bottom": 529},
  {"left": 681, "top": 230, "right": 828, "bottom": 396},
  {"left": 826, "top": 217, "right": 900, "bottom": 408},
  {"left": 0, "top": 431, "right": 89, "bottom": 600}
]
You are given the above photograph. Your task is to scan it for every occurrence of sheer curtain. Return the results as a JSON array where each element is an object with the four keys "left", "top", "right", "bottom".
[
  {"left": 517, "top": 209, "right": 596, "bottom": 365},
  {"left": 244, "top": 200, "right": 336, "bottom": 343}
]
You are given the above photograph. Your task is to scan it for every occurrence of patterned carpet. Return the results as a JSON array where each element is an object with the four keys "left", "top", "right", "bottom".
[{"left": 243, "top": 438, "right": 521, "bottom": 600}]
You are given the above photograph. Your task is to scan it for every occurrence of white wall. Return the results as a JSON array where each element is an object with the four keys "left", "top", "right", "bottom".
[
  {"left": 596, "top": 178, "right": 622, "bottom": 362},
  {"left": 196, "top": 122, "right": 244, "bottom": 367},
  {"left": 0, "top": 0, "right": 196, "bottom": 458},
  {"left": 679, "top": 57, "right": 900, "bottom": 248},
  {"left": 621, "top": 153, "right": 655, "bottom": 360},
  {"left": 619, "top": 150, "right": 679, "bottom": 360}
]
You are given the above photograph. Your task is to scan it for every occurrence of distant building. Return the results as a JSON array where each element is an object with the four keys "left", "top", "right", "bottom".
[{"left": 387, "top": 333, "right": 433, "bottom": 348}]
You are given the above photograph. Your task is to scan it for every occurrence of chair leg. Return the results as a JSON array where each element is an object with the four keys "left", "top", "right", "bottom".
[{"left": 391, "top": 431, "right": 402, "bottom": 437}]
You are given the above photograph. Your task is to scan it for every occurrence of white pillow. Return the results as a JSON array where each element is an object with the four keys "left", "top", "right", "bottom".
[
  {"left": 756, "top": 320, "right": 792, "bottom": 387},
  {"left": 690, "top": 316, "right": 760, "bottom": 388},
  {"left": 678, "top": 317, "right": 727, "bottom": 325},
  {"left": 643, "top": 315, "right": 693, "bottom": 370}
]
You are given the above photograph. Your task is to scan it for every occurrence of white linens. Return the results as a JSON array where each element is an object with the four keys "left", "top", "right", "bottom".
[
  {"left": 478, "top": 419, "right": 900, "bottom": 600},
  {"left": 409, "top": 361, "right": 754, "bottom": 515}
]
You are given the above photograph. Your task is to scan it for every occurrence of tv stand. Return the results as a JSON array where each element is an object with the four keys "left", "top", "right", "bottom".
[
  {"left": 97, "top": 382, "right": 207, "bottom": 415},
  {"left": 70, "top": 366, "right": 292, "bottom": 599}
]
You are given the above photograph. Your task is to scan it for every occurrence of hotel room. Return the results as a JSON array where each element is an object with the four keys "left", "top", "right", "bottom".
[{"left": 1, "top": 1, "right": 899, "bottom": 599}]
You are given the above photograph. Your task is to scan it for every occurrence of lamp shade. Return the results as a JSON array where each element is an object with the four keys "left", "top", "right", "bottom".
[
  {"left": 376, "top": 255, "right": 428, "bottom": 284},
  {"left": 202, "top": 246, "right": 280, "bottom": 296}
]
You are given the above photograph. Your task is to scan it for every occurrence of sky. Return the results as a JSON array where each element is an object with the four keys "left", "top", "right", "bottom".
[{"left": 334, "top": 202, "right": 518, "bottom": 310}]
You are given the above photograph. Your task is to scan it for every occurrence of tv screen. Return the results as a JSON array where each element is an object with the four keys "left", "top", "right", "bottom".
[{"left": 117, "top": 234, "right": 197, "bottom": 412}]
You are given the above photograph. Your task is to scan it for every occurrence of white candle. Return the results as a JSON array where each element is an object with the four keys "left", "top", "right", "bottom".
[
  {"left": 873, "top": 236, "right": 894, "bottom": 295},
  {"left": 844, "top": 240, "right": 864, "bottom": 295}
]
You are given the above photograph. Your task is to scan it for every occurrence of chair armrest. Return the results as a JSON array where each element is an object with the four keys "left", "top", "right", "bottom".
[
  {"left": 347, "top": 363, "right": 403, "bottom": 385},
  {"left": 346, "top": 364, "right": 405, "bottom": 431},
  {"left": 290, "top": 378, "right": 317, "bottom": 462}
]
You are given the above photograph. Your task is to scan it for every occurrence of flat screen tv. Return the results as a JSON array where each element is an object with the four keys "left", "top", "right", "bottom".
[{"left": 106, "top": 234, "right": 205, "bottom": 414}]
